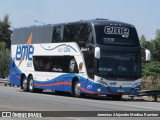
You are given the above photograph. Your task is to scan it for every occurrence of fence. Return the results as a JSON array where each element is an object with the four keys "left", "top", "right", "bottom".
[
  {"left": 0, "top": 78, "right": 10, "bottom": 86},
  {"left": 139, "top": 90, "right": 160, "bottom": 102}
]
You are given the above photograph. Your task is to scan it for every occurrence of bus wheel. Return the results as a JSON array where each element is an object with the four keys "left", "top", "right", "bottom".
[
  {"left": 29, "top": 76, "right": 34, "bottom": 92},
  {"left": 29, "top": 76, "right": 43, "bottom": 93},
  {"left": 73, "top": 80, "right": 84, "bottom": 97},
  {"left": 22, "top": 76, "right": 29, "bottom": 92}
]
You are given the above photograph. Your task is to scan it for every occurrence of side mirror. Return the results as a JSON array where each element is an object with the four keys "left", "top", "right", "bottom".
[
  {"left": 145, "top": 49, "right": 151, "bottom": 61},
  {"left": 95, "top": 47, "right": 100, "bottom": 59}
]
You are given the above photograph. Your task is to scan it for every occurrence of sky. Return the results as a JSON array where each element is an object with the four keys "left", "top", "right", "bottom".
[{"left": 0, "top": 0, "right": 160, "bottom": 40}]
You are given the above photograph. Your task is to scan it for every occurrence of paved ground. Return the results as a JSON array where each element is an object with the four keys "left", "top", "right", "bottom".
[{"left": 0, "top": 85, "right": 160, "bottom": 120}]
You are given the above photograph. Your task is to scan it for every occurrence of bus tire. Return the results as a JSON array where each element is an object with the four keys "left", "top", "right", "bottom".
[
  {"left": 22, "top": 76, "right": 29, "bottom": 92},
  {"left": 28, "top": 76, "right": 34, "bottom": 92},
  {"left": 73, "top": 80, "right": 84, "bottom": 97},
  {"left": 21, "top": 74, "right": 25, "bottom": 89},
  {"left": 29, "top": 76, "right": 43, "bottom": 93}
]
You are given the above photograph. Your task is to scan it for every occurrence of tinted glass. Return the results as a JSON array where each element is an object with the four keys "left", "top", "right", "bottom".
[
  {"left": 12, "top": 25, "right": 53, "bottom": 45},
  {"left": 63, "top": 23, "right": 92, "bottom": 48},
  {"left": 52, "top": 25, "right": 64, "bottom": 42},
  {"left": 83, "top": 50, "right": 94, "bottom": 79},
  {"left": 98, "top": 53, "right": 141, "bottom": 79},
  {"left": 33, "top": 56, "right": 78, "bottom": 73},
  {"left": 95, "top": 25, "right": 139, "bottom": 46}
]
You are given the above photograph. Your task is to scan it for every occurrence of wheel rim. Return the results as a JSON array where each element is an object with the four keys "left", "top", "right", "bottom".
[
  {"left": 75, "top": 82, "right": 80, "bottom": 96},
  {"left": 29, "top": 78, "right": 33, "bottom": 91},
  {"left": 23, "top": 79, "right": 27, "bottom": 90}
]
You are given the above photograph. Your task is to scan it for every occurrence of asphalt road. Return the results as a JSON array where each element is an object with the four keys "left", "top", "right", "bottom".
[{"left": 0, "top": 85, "right": 160, "bottom": 120}]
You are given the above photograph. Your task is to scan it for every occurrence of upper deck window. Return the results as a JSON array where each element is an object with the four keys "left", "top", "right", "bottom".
[
  {"left": 95, "top": 25, "right": 140, "bottom": 46},
  {"left": 63, "top": 23, "right": 93, "bottom": 48}
]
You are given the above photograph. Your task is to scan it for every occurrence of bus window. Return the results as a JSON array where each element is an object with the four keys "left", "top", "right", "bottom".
[
  {"left": 33, "top": 56, "right": 78, "bottom": 73},
  {"left": 63, "top": 23, "right": 92, "bottom": 48},
  {"left": 69, "top": 59, "right": 78, "bottom": 73},
  {"left": 83, "top": 49, "right": 94, "bottom": 79},
  {"left": 52, "top": 25, "right": 64, "bottom": 43},
  {"left": 95, "top": 25, "right": 139, "bottom": 46}
]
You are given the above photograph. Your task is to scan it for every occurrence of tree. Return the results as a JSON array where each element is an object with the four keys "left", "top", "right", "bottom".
[
  {"left": 142, "top": 61, "right": 160, "bottom": 80},
  {"left": 0, "top": 43, "right": 10, "bottom": 77},
  {"left": 0, "top": 43, "right": 5, "bottom": 76},
  {"left": 0, "top": 14, "right": 12, "bottom": 49},
  {"left": 140, "top": 35, "right": 147, "bottom": 46},
  {"left": 155, "top": 29, "right": 160, "bottom": 39},
  {"left": 150, "top": 29, "right": 160, "bottom": 61},
  {"left": 140, "top": 30, "right": 160, "bottom": 89},
  {"left": 0, "top": 14, "right": 12, "bottom": 77},
  {"left": 140, "top": 35, "right": 152, "bottom": 55}
]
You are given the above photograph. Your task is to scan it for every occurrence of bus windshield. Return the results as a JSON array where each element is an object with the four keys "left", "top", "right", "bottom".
[
  {"left": 98, "top": 53, "right": 141, "bottom": 79},
  {"left": 95, "top": 25, "right": 139, "bottom": 46}
]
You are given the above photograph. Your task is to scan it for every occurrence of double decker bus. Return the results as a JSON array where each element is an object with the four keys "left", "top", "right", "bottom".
[{"left": 10, "top": 19, "right": 151, "bottom": 100}]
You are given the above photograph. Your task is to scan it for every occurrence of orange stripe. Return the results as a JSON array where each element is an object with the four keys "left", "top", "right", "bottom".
[
  {"left": 34, "top": 82, "right": 71, "bottom": 87},
  {"left": 18, "top": 33, "right": 33, "bottom": 67},
  {"left": 18, "top": 60, "right": 23, "bottom": 67},
  {"left": 79, "top": 87, "right": 96, "bottom": 94},
  {"left": 27, "top": 33, "right": 32, "bottom": 45},
  {"left": 18, "top": 52, "right": 25, "bottom": 67}
]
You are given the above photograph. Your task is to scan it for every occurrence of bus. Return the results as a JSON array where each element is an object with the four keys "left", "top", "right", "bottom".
[{"left": 10, "top": 19, "right": 151, "bottom": 100}]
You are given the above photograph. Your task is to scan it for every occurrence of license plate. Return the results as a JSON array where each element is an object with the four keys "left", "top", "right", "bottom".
[{"left": 117, "top": 89, "right": 124, "bottom": 93}]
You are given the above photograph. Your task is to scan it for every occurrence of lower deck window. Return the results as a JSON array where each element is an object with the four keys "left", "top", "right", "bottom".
[{"left": 33, "top": 56, "right": 78, "bottom": 73}]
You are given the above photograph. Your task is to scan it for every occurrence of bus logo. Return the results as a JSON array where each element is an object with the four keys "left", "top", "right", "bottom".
[
  {"left": 16, "top": 33, "right": 34, "bottom": 67},
  {"left": 104, "top": 26, "right": 129, "bottom": 38}
]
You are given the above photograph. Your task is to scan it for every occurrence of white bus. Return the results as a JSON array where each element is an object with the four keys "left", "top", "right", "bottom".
[{"left": 10, "top": 19, "right": 151, "bottom": 100}]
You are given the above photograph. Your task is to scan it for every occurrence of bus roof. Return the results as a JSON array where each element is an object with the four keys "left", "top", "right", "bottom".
[
  {"left": 13, "top": 19, "right": 134, "bottom": 31},
  {"left": 65, "top": 19, "right": 135, "bottom": 27},
  {"left": 86, "top": 19, "right": 134, "bottom": 27},
  {"left": 11, "top": 19, "right": 135, "bottom": 45}
]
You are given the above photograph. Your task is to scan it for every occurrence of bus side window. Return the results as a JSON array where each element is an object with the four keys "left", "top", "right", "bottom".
[
  {"left": 33, "top": 56, "right": 78, "bottom": 73},
  {"left": 52, "top": 25, "right": 64, "bottom": 43},
  {"left": 63, "top": 23, "right": 92, "bottom": 48},
  {"left": 69, "top": 59, "right": 78, "bottom": 73},
  {"left": 63, "top": 25, "right": 76, "bottom": 42},
  {"left": 83, "top": 50, "right": 94, "bottom": 79}
]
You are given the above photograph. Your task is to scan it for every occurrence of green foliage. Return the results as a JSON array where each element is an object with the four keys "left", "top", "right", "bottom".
[
  {"left": 142, "top": 61, "right": 160, "bottom": 80},
  {"left": 0, "top": 14, "right": 12, "bottom": 48},
  {"left": 140, "top": 29, "right": 160, "bottom": 89},
  {"left": 0, "top": 14, "right": 12, "bottom": 78}
]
